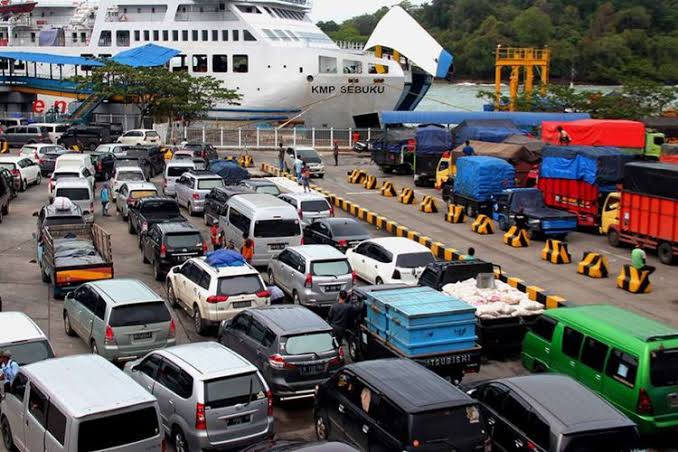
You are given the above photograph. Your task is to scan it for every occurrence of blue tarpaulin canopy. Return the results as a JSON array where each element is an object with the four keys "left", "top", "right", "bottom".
[
  {"left": 0, "top": 51, "right": 102, "bottom": 67},
  {"left": 112, "top": 44, "right": 180, "bottom": 67},
  {"left": 415, "top": 125, "right": 452, "bottom": 155},
  {"left": 540, "top": 146, "right": 638, "bottom": 186},
  {"left": 453, "top": 120, "right": 523, "bottom": 145},
  {"left": 380, "top": 111, "right": 590, "bottom": 128}
]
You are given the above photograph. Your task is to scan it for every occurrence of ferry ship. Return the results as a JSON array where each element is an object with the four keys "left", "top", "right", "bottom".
[{"left": 0, "top": 0, "right": 453, "bottom": 127}]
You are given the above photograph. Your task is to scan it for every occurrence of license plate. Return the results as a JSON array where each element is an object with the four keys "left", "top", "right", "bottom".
[
  {"left": 299, "top": 364, "right": 325, "bottom": 376},
  {"left": 227, "top": 415, "right": 251, "bottom": 426},
  {"left": 233, "top": 301, "right": 251, "bottom": 309},
  {"left": 133, "top": 332, "right": 152, "bottom": 340},
  {"left": 270, "top": 243, "right": 286, "bottom": 250},
  {"left": 176, "top": 255, "right": 190, "bottom": 262},
  {"left": 324, "top": 285, "right": 341, "bottom": 292}
]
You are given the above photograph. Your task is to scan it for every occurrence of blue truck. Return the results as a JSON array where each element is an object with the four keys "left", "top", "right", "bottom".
[
  {"left": 348, "top": 285, "right": 482, "bottom": 384},
  {"left": 493, "top": 187, "right": 578, "bottom": 239}
]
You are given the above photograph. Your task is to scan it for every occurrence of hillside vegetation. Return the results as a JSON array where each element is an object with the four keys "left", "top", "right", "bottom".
[{"left": 318, "top": 0, "right": 678, "bottom": 84}]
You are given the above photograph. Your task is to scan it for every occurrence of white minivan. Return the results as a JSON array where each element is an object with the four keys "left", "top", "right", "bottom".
[
  {"left": 163, "top": 161, "right": 195, "bottom": 197},
  {"left": 53, "top": 178, "right": 95, "bottom": 222},
  {"left": 54, "top": 153, "right": 95, "bottom": 176},
  {"left": 0, "top": 312, "right": 55, "bottom": 368},
  {"left": 31, "top": 123, "right": 69, "bottom": 144},
  {"left": 0, "top": 354, "right": 164, "bottom": 452},
  {"left": 218, "top": 194, "right": 303, "bottom": 267}
]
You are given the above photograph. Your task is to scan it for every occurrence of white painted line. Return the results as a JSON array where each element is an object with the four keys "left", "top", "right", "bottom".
[{"left": 344, "top": 191, "right": 381, "bottom": 195}]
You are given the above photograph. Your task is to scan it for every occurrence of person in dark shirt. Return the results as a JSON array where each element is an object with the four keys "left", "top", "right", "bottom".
[
  {"left": 514, "top": 208, "right": 529, "bottom": 231},
  {"left": 462, "top": 140, "right": 475, "bottom": 156},
  {"left": 327, "top": 290, "right": 361, "bottom": 348}
]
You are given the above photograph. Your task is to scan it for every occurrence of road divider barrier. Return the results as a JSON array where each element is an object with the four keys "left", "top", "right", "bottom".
[
  {"left": 419, "top": 196, "right": 438, "bottom": 213},
  {"left": 503, "top": 226, "right": 530, "bottom": 248},
  {"left": 380, "top": 181, "right": 397, "bottom": 197},
  {"left": 0, "top": 141, "right": 8, "bottom": 153},
  {"left": 70, "top": 144, "right": 81, "bottom": 152},
  {"left": 577, "top": 252, "right": 609, "bottom": 278},
  {"left": 398, "top": 187, "right": 415, "bottom": 205},
  {"left": 471, "top": 215, "right": 494, "bottom": 235},
  {"left": 445, "top": 204, "right": 465, "bottom": 224},
  {"left": 363, "top": 175, "right": 378, "bottom": 190},
  {"left": 616, "top": 265, "right": 652, "bottom": 294},
  {"left": 238, "top": 154, "right": 254, "bottom": 168},
  {"left": 541, "top": 239, "right": 572, "bottom": 264},
  {"left": 348, "top": 169, "right": 366, "bottom": 184}
]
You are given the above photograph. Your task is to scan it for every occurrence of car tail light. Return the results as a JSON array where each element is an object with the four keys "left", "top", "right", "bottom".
[
  {"left": 169, "top": 319, "right": 176, "bottom": 338},
  {"left": 329, "top": 205, "right": 335, "bottom": 217},
  {"left": 256, "top": 290, "right": 271, "bottom": 298},
  {"left": 338, "top": 239, "right": 348, "bottom": 248},
  {"left": 527, "top": 441, "right": 537, "bottom": 451},
  {"left": 352, "top": 271, "right": 357, "bottom": 285},
  {"left": 266, "top": 390, "right": 273, "bottom": 416},
  {"left": 159, "top": 244, "right": 167, "bottom": 258},
  {"left": 142, "top": 221, "right": 148, "bottom": 232},
  {"left": 161, "top": 438, "right": 167, "bottom": 452},
  {"left": 268, "top": 354, "right": 296, "bottom": 369},
  {"left": 202, "top": 241, "right": 208, "bottom": 253},
  {"left": 298, "top": 209, "right": 303, "bottom": 219},
  {"left": 392, "top": 269, "right": 401, "bottom": 279},
  {"left": 206, "top": 295, "right": 228, "bottom": 304},
  {"left": 300, "top": 236, "right": 304, "bottom": 245},
  {"left": 104, "top": 325, "right": 116, "bottom": 345},
  {"left": 97, "top": 161, "right": 102, "bottom": 171},
  {"left": 329, "top": 347, "right": 344, "bottom": 366},
  {"left": 637, "top": 388, "right": 653, "bottom": 415},
  {"left": 127, "top": 197, "right": 135, "bottom": 205},
  {"left": 10, "top": 169, "right": 19, "bottom": 176},
  {"left": 192, "top": 193, "right": 200, "bottom": 200},
  {"left": 304, "top": 273, "right": 313, "bottom": 288},
  {"left": 195, "top": 403, "right": 206, "bottom": 430},
  {"left": 412, "top": 440, "right": 420, "bottom": 448}
]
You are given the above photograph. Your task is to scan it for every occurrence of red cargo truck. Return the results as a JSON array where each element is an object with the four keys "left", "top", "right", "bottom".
[
  {"left": 538, "top": 178, "right": 603, "bottom": 227},
  {"left": 602, "top": 163, "right": 678, "bottom": 265}
]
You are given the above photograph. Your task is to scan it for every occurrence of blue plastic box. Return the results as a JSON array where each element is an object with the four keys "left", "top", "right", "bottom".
[{"left": 363, "top": 287, "right": 429, "bottom": 335}]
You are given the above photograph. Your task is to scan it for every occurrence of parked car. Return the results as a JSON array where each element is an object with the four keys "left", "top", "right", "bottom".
[
  {"left": 243, "top": 441, "right": 360, "bottom": 452},
  {"left": 18, "top": 143, "right": 66, "bottom": 163},
  {"left": 203, "top": 186, "right": 254, "bottom": 226},
  {"left": 193, "top": 157, "right": 208, "bottom": 170},
  {"left": 0, "top": 311, "right": 54, "bottom": 366},
  {"left": 94, "top": 142, "right": 130, "bottom": 157},
  {"left": 182, "top": 142, "right": 219, "bottom": 161},
  {"left": 141, "top": 221, "right": 207, "bottom": 281},
  {"left": 117, "top": 129, "right": 163, "bottom": 146},
  {"left": 53, "top": 177, "right": 95, "bottom": 223},
  {"left": 166, "top": 256, "right": 270, "bottom": 334},
  {"left": 171, "top": 149, "right": 194, "bottom": 160},
  {"left": 0, "top": 171, "right": 10, "bottom": 221},
  {"left": 0, "top": 156, "right": 41, "bottom": 191},
  {"left": 163, "top": 160, "right": 196, "bottom": 196},
  {"left": 268, "top": 245, "right": 355, "bottom": 307},
  {"left": 0, "top": 354, "right": 164, "bottom": 452},
  {"left": 465, "top": 374, "right": 640, "bottom": 452},
  {"left": 125, "top": 145, "right": 166, "bottom": 176},
  {"left": 175, "top": 170, "right": 225, "bottom": 216},
  {"left": 302, "top": 218, "right": 371, "bottom": 252},
  {"left": 30, "top": 122, "right": 69, "bottom": 144},
  {"left": 58, "top": 124, "right": 112, "bottom": 151},
  {"left": 37, "top": 147, "right": 71, "bottom": 176},
  {"left": 1, "top": 124, "right": 50, "bottom": 147},
  {"left": 111, "top": 165, "right": 147, "bottom": 200},
  {"left": 279, "top": 192, "right": 334, "bottom": 225},
  {"left": 346, "top": 237, "right": 435, "bottom": 285},
  {"left": 240, "top": 179, "right": 281, "bottom": 196},
  {"left": 89, "top": 150, "right": 116, "bottom": 180},
  {"left": 0, "top": 167, "right": 17, "bottom": 199},
  {"left": 63, "top": 279, "right": 176, "bottom": 362},
  {"left": 49, "top": 166, "right": 94, "bottom": 200},
  {"left": 219, "top": 305, "right": 343, "bottom": 400},
  {"left": 35, "top": 197, "right": 85, "bottom": 233},
  {"left": 314, "top": 358, "right": 490, "bottom": 451},
  {"left": 115, "top": 181, "right": 158, "bottom": 220},
  {"left": 54, "top": 152, "right": 95, "bottom": 176},
  {"left": 284, "top": 147, "right": 325, "bottom": 178},
  {"left": 521, "top": 305, "right": 678, "bottom": 436},
  {"left": 128, "top": 196, "right": 187, "bottom": 238},
  {"left": 124, "top": 342, "right": 274, "bottom": 451},
  {"left": 0, "top": 117, "right": 28, "bottom": 128}
]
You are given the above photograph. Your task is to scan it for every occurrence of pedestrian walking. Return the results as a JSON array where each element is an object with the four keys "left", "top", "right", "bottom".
[
  {"left": 333, "top": 140, "right": 339, "bottom": 166},
  {"left": 462, "top": 140, "right": 475, "bottom": 156},
  {"left": 294, "top": 155, "right": 304, "bottom": 183},
  {"left": 100, "top": 182, "right": 110, "bottom": 216},
  {"left": 327, "top": 290, "right": 361, "bottom": 350},
  {"left": 557, "top": 126, "right": 572, "bottom": 145},
  {"left": 0, "top": 350, "right": 20, "bottom": 387},
  {"left": 240, "top": 232, "right": 255, "bottom": 263},
  {"left": 278, "top": 142, "right": 285, "bottom": 171},
  {"left": 632, "top": 245, "right": 656, "bottom": 276},
  {"left": 210, "top": 223, "right": 223, "bottom": 250},
  {"left": 301, "top": 164, "right": 311, "bottom": 192}
]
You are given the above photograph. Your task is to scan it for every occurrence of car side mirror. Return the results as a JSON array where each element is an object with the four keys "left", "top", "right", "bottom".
[
  {"left": 32, "top": 211, "right": 38, "bottom": 217},
  {"left": 171, "top": 266, "right": 179, "bottom": 274}
]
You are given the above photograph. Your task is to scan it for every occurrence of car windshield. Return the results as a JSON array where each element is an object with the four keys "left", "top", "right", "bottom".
[
  {"left": 283, "top": 332, "right": 334, "bottom": 355},
  {"left": 217, "top": 274, "right": 264, "bottom": 296},
  {"left": 301, "top": 200, "right": 330, "bottom": 212},
  {"left": 118, "top": 171, "right": 144, "bottom": 181},
  {"left": 0, "top": 163, "right": 15, "bottom": 170},
  {"left": 21, "top": 146, "right": 37, "bottom": 155},
  {"left": 650, "top": 347, "right": 678, "bottom": 387},
  {"left": 297, "top": 150, "right": 321, "bottom": 163},
  {"left": 1, "top": 340, "right": 54, "bottom": 365},
  {"left": 254, "top": 219, "right": 300, "bottom": 238},
  {"left": 512, "top": 190, "right": 545, "bottom": 210},
  {"left": 53, "top": 172, "right": 80, "bottom": 180},
  {"left": 146, "top": 131, "right": 159, "bottom": 138},
  {"left": 184, "top": 144, "right": 203, "bottom": 151},
  {"left": 55, "top": 188, "right": 90, "bottom": 200},
  {"left": 198, "top": 179, "right": 224, "bottom": 190},
  {"left": 311, "top": 259, "right": 351, "bottom": 277},
  {"left": 108, "top": 302, "right": 171, "bottom": 327},
  {"left": 331, "top": 221, "right": 367, "bottom": 236},
  {"left": 130, "top": 190, "right": 157, "bottom": 199},
  {"left": 140, "top": 201, "right": 180, "bottom": 215},
  {"left": 44, "top": 152, "right": 65, "bottom": 161},
  {"left": 165, "top": 233, "right": 202, "bottom": 248},
  {"left": 396, "top": 252, "right": 435, "bottom": 268},
  {"left": 254, "top": 185, "right": 280, "bottom": 196},
  {"left": 167, "top": 167, "right": 192, "bottom": 177},
  {"left": 204, "top": 372, "right": 265, "bottom": 409},
  {"left": 412, "top": 405, "right": 484, "bottom": 446},
  {"left": 563, "top": 429, "right": 639, "bottom": 452},
  {"left": 77, "top": 406, "right": 160, "bottom": 452}
]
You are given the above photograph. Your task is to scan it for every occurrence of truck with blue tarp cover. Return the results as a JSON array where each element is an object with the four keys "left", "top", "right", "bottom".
[
  {"left": 447, "top": 156, "right": 515, "bottom": 217},
  {"left": 413, "top": 125, "right": 453, "bottom": 186},
  {"left": 369, "top": 127, "right": 416, "bottom": 174},
  {"left": 347, "top": 285, "right": 482, "bottom": 384},
  {"left": 452, "top": 119, "right": 523, "bottom": 147}
]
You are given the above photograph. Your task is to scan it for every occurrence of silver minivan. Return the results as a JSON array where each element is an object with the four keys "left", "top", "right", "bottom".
[
  {"left": 163, "top": 161, "right": 195, "bottom": 197},
  {"left": 175, "top": 170, "right": 225, "bottom": 215},
  {"left": 125, "top": 342, "right": 274, "bottom": 451},
  {"left": 53, "top": 177, "right": 94, "bottom": 223},
  {"left": 268, "top": 245, "right": 354, "bottom": 306},
  {"left": 0, "top": 354, "right": 164, "bottom": 452},
  {"left": 218, "top": 194, "right": 303, "bottom": 267},
  {"left": 63, "top": 279, "right": 176, "bottom": 362},
  {"left": 278, "top": 192, "right": 333, "bottom": 226},
  {"left": 0, "top": 312, "right": 55, "bottom": 368}
]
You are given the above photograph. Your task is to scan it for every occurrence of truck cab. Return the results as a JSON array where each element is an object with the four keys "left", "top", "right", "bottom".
[
  {"left": 435, "top": 151, "right": 456, "bottom": 188},
  {"left": 599, "top": 192, "right": 620, "bottom": 237},
  {"left": 645, "top": 131, "right": 665, "bottom": 160}
]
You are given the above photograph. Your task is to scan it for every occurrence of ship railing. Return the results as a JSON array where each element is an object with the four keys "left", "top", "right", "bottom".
[{"left": 335, "top": 41, "right": 365, "bottom": 51}]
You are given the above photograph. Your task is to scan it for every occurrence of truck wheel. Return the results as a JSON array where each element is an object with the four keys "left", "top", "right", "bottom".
[
  {"left": 348, "top": 336, "right": 361, "bottom": 362},
  {"left": 658, "top": 242, "right": 675, "bottom": 265},
  {"left": 607, "top": 229, "right": 621, "bottom": 247},
  {"left": 2, "top": 415, "right": 16, "bottom": 452},
  {"left": 167, "top": 282, "right": 179, "bottom": 308}
]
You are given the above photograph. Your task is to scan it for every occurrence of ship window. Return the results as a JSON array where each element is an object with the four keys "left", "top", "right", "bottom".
[
  {"left": 152, "top": 30, "right": 158, "bottom": 41},
  {"left": 137, "top": 7, "right": 141, "bottom": 13},
  {"left": 123, "top": 8, "right": 128, "bottom": 13},
  {"left": 285, "top": 30, "right": 299, "bottom": 41},
  {"left": 170, "top": 55, "right": 187, "bottom": 72},
  {"left": 232, "top": 30, "right": 240, "bottom": 41},
  {"left": 134, "top": 30, "right": 140, "bottom": 41},
  {"left": 368, "top": 63, "right": 389, "bottom": 74},
  {"left": 212, "top": 30, "right": 218, "bottom": 41},
  {"left": 182, "top": 30, "right": 188, "bottom": 41},
  {"left": 243, "top": 30, "right": 256, "bottom": 41},
  {"left": 319, "top": 56, "right": 337, "bottom": 74},
  {"left": 0, "top": 60, "right": 8, "bottom": 71},
  {"left": 116, "top": 30, "right": 130, "bottom": 47},
  {"left": 172, "top": 30, "right": 179, "bottom": 41},
  {"left": 263, "top": 7, "right": 273, "bottom": 16},
  {"left": 237, "top": 5, "right": 261, "bottom": 14},
  {"left": 202, "top": 30, "right": 208, "bottom": 41},
  {"left": 343, "top": 60, "right": 363, "bottom": 74},
  {"left": 219, "top": 3, "right": 225, "bottom": 11},
  {"left": 222, "top": 30, "right": 229, "bottom": 41},
  {"left": 162, "top": 30, "right": 168, "bottom": 41},
  {"left": 72, "top": 32, "right": 78, "bottom": 43},
  {"left": 81, "top": 32, "right": 87, "bottom": 43},
  {"left": 192, "top": 55, "right": 208, "bottom": 73},
  {"left": 274, "top": 30, "right": 289, "bottom": 41},
  {"left": 233, "top": 55, "right": 248, "bottom": 73},
  {"left": 151, "top": 7, "right": 155, "bottom": 13},
  {"left": 143, "top": 30, "right": 150, "bottom": 41},
  {"left": 212, "top": 55, "right": 228, "bottom": 73},
  {"left": 262, "top": 29, "right": 278, "bottom": 41},
  {"left": 30, "top": 32, "right": 36, "bottom": 43},
  {"left": 192, "top": 30, "right": 198, "bottom": 41}
]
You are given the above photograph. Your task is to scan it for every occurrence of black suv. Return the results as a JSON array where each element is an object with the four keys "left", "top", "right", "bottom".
[
  {"left": 465, "top": 375, "right": 639, "bottom": 452},
  {"left": 0, "top": 170, "right": 11, "bottom": 222},
  {"left": 89, "top": 151, "right": 116, "bottom": 180},
  {"left": 418, "top": 260, "right": 495, "bottom": 291},
  {"left": 124, "top": 146, "right": 165, "bottom": 177},
  {"left": 302, "top": 218, "right": 371, "bottom": 253},
  {"left": 218, "top": 305, "right": 343, "bottom": 400},
  {"left": 183, "top": 142, "right": 219, "bottom": 161},
  {"left": 58, "top": 125, "right": 111, "bottom": 151},
  {"left": 141, "top": 221, "right": 206, "bottom": 280},
  {"left": 314, "top": 359, "right": 490, "bottom": 451},
  {"left": 203, "top": 186, "right": 254, "bottom": 225}
]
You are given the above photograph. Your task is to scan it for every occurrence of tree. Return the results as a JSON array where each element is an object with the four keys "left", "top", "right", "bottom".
[
  {"left": 74, "top": 62, "right": 240, "bottom": 128},
  {"left": 510, "top": 7, "right": 553, "bottom": 45}
]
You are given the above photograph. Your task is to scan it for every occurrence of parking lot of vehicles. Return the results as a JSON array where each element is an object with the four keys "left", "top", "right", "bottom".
[{"left": 346, "top": 237, "right": 434, "bottom": 285}]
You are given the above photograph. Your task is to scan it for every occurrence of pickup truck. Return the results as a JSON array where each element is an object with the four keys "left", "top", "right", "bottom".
[
  {"left": 127, "top": 197, "right": 187, "bottom": 243},
  {"left": 347, "top": 285, "right": 482, "bottom": 384},
  {"left": 493, "top": 188, "right": 578, "bottom": 239},
  {"left": 39, "top": 223, "right": 113, "bottom": 298}
]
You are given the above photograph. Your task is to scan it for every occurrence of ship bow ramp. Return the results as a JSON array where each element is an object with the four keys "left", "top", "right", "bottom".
[{"left": 364, "top": 6, "right": 454, "bottom": 79}]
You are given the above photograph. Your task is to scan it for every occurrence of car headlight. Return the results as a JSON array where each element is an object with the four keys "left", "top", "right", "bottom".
[{"left": 529, "top": 219, "right": 540, "bottom": 225}]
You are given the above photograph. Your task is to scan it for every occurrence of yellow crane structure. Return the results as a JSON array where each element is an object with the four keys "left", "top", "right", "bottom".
[{"left": 495, "top": 46, "right": 550, "bottom": 111}]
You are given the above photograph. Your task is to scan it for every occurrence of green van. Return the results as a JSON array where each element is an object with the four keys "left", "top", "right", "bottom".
[{"left": 522, "top": 305, "right": 678, "bottom": 436}]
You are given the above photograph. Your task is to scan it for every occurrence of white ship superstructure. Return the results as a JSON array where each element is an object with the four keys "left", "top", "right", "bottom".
[{"left": 0, "top": 1, "right": 451, "bottom": 127}]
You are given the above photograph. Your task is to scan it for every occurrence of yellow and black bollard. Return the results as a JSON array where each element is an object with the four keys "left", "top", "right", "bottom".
[
  {"left": 471, "top": 215, "right": 494, "bottom": 234},
  {"left": 0, "top": 141, "right": 8, "bottom": 153},
  {"left": 503, "top": 226, "right": 530, "bottom": 248},
  {"left": 348, "top": 169, "right": 366, "bottom": 184},
  {"left": 616, "top": 265, "right": 652, "bottom": 293},
  {"left": 238, "top": 154, "right": 254, "bottom": 168},
  {"left": 363, "top": 175, "right": 378, "bottom": 190},
  {"left": 577, "top": 252, "right": 609, "bottom": 278},
  {"left": 398, "top": 187, "right": 415, "bottom": 205},
  {"left": 445, "top": 204, "right": 465, "bottom": 224},
  {"left": 380, "top": 181, "right": 397, "bottom": 197},
  {"left": 541, "top": 239, "right": 572, "bottom": 264},
  {"left": 419, "top": 196, "right": 438, "bottom": 213}
]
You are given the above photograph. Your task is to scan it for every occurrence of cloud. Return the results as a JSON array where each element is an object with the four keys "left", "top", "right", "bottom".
[{"left": 310, "top": 0, "right": 427, "bottom": 22}]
